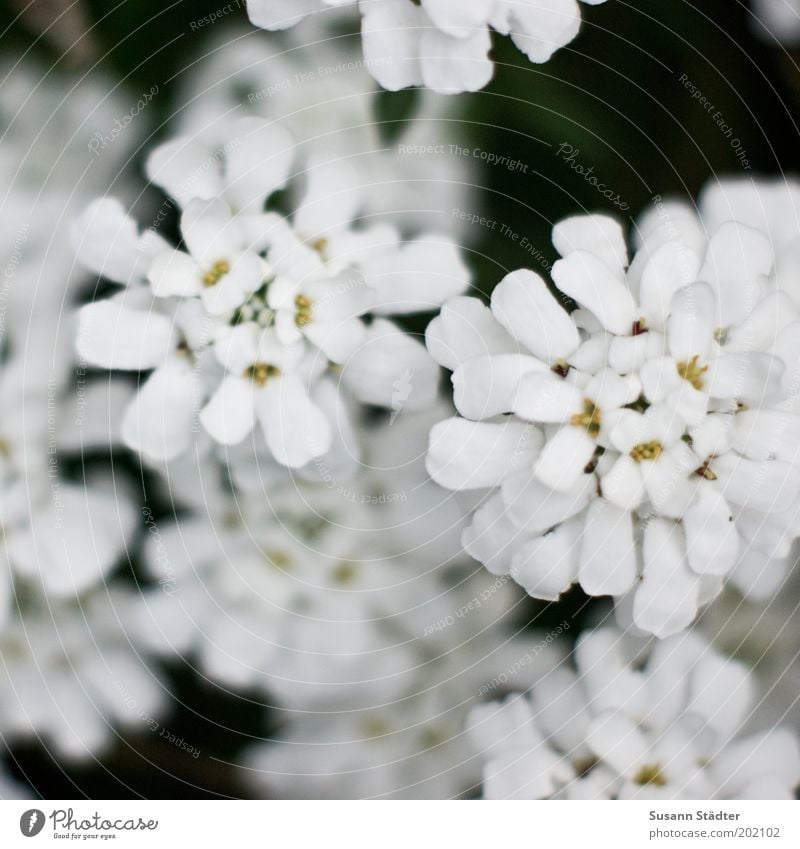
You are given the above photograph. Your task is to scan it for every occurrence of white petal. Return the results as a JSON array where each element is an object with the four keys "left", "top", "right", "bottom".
[
  {"left": 639, "top": 241, "right": 701, "bottom": 328},
  {"left": 245, "top": 0, "right": 326, "bottom": 29},
  {"left": 579, "top": 499, "right": 637, "bottom": 596},
  {"left": 224, "top": 117, "right": 294, "bottom": 213},
  {"left": 712, "top": 729, "right": 800, "bottom": 799},
  {"left": 147, "top": 249, "right": 203, "bottom": 299},
  {"left": 491, "top": 269, "right": 579, "bottom": 362},
  {"left": 213, "top": 322, "right": 259, "bottom": 373},
  {"left": 634, "top": 520, "right": 699, "bottom": 637},
  {"left": 201, "top": 252, "right": 266, "bottom": 315},
  {"left": 425, "top": 296, "right": 517, "bottom": 370},
  {"left": 729, "top": 547, "right": 788, "bottom": 601},
  {"left": 461, "top": 492, "right": 521, "bottom": 575},
  {"left": 341, "top": 319, "right": 439, "bottom": 411},
  {"left": 295, "top": 152, "right": 363, "bottom": 241},
  {"left": 427, "top": 417, "right": 542, "bottom": 490},
  {"left": 422, "top": 0, "right": 493, "bottom": 37},
  {"left": 639, "top": 356, "right": 681, "bottom": 404},
  {"left": 667, "top": 282, "right": 717, "bottom": 362},
  {"left": 368, "top": 234, "right": 470, "bottom": 314},
  {"left": 534, "top": 427, "right": 596, "bottom": 492},
  {"left": 552, "top": 250, "right": 637, "bottom": 335},
  {"left": 512, "top": 373, "right": 584, "bottom": 422},
  {"left": 453, "top": 354, "right": 545, "bottom": 420},
  {"left": 145, "top": 136, "right": 222, "bottom": 207},
  {"left": 257, "top": 375, "right": 332, "bottom": 468},
  {"left": 76, "top": 301, "right": 174, "bottom": 370},
  {"left": 509, "top": 521, "right": 580, "bottom": 600},
  {"left": 682, "top": 486, "right": 739, "bottom": 576},
  {"left": 552, "top": 213, "right": 628, "bottom": 272},
  {"left": 419, "top": 25, "right": 494, "bottom": 94},
  {"left": 586, "top": 711, "right": 649, "bottom": 780},
  {"left": 713, "top": 452, "right": 800, "bottom": 513},
  {"left": 698, "top": 221, "right": 773, "bottom": 328},
  {"left": 601, "top": 455, "right": 645, "bottom": 511},
  {"left": 498, "top": 0, "right": 581, "bottom": 64},
  {"left": 304, "top": 317, "right": 366, "bottom": 364},
  {"left": 501, "top": 470, "right": 592, "bottom": 532},
  {"left": 121, "top": 360, "right": 200, "bottom": 462},
  {"left": 199, "top": 376, "right": 256, "bottom": 445},
  {"left": 732, "top": 409, "right": 800, "bottom": 463},
  {"left": 72, "top": 198, "right": 169, "bottom": 285},
  {"left": 361, "top": 0, "right": 425, "bottom": 91},
  {"left": 181, "top": 197, "right": 242, "bottom": 268}
]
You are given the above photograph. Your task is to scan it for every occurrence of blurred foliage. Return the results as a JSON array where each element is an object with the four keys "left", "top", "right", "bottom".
[{"left": 2, "top": 0, "right": 800, "bottom": 798}]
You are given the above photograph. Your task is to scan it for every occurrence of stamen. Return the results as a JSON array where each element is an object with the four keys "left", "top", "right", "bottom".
[
  {"left": 570, "top": 399, "right": 602, "bottom": 437},
  {"left": 630, "top": 440, "right": 662, "bottom": 462},
  {"left": 295, "top": 293, "right": 313, "bottom": 327},
  {"left": 243, "top": 362, "right": 281, "bottom": 386},
  {"left": 676, "top": 354, "right": 708, "bottom": 390},
  {"left": 633, "top": 763, "right": 667, "bottom": 787},
  {"left": 202, "top": 258, "right": 230, "bottom": 287}
]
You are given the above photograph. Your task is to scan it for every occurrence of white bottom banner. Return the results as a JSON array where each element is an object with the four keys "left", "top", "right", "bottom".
[{"left": 1, "top": 800, "right": 798, "bottom": 848}]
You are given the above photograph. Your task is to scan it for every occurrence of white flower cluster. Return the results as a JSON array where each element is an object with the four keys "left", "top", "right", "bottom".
[
  {"left": 468, "top": 627, "right": 800, "bottom": 799},
  {"left": 74, "top": 118, "right": 469, "bottom": 468},
  {"left": 427, "top": 194, "right": 800, "bottom": 638},
  {"left": 246, "top": 0, "right": 607, "bottom": 93},
  {"left": 0, "top": 58, "right": 174, "bottom": 773}
]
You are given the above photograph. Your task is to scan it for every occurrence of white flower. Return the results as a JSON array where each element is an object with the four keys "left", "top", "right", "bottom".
[
  {"left": 427, "top": 201, "right": 800, "bottom": 636},
  {"left": 246, "top": 0, "right": 608, "bottom": 94},
  {"left": 200, "top": 323, "right": 331, "bottom": 467},
  {"left": 74, "top": 123, "right": 470, "bottom": 468},
  {"left": 149, "top": 198, "right": 270, "bottom": 315},
  {"left": 468, "top": 627, "right": 800, "bottom": 799}
]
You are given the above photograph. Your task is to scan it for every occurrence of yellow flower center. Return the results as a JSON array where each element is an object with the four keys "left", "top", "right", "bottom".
[
  {"left": 202, "top": 258, "right": 230, "bottom": 287},
  {"left": 570, "top": 399, "right": 602, "bottom": 438},
  {"left": 243, "top": 362, "right": 281, "bottom": 386},
  {"left": 332, "top": 561, "right": 358, "bottom": 585},
  {"left": 264, "top": 548, "right": 291, "bottom": 569},
  {"left": 295, "top": 294, "right": 313, "bottom": 328},
  {"left": 630, "top": 440, "right": 663, "bottom": 462},
  {"left": 676, "top": 354, "right": 708, "bottom": 390},
  {"left": 633, "top": 762, "right": 668, "bottom": 787},
  {"left": 311, "top": 237, "right": 329, "bottom": 260}
]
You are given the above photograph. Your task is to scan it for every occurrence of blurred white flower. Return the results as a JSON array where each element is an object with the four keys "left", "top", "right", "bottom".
[
  {"left": 468, "top": 627, "right": 800, "bottom": 799},
  {"left": 0, "top": 585, "right": 167, "bottom": 761},
  {"left": 246, "top": 0, "right": 607, "bottom": 94},
  {"left": 751, "top": 0, "right": 800, "bottom": 43},
  {"left": 74, "top": 120, "right": 469, "bottom": 468}
]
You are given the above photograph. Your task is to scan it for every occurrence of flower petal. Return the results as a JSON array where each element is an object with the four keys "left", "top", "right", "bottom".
[
  {"left": 257, "top": 374, "right": 332, "bottom": 467},
  {"left": 491, "top": 269, "right": 579, "bottom": 363},
  {"left": 427, "top": 418, "right": 542, "bottom": 490},
  {"left": 453, "top": 354, "right": 545, "bottom": 420},
  {"left": 579, "top": 499, "right": 637, "bottom": 596},
  {"left": 199, "top": 376, "right": 256, "bottom": 445}
]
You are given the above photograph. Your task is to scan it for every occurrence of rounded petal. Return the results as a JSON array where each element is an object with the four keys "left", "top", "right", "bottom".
[
  {"left": 579, "top": 499, "right": 637, "bottom": 596},
  {"left": 427, "top": 417, "right": 542, "bottom": 490},
  {"left": 491, "top": 269, "right": 579, "bottom": 363},
  {"left": 552, "top": 250, "right": 637, "bottom": 335},
  {"left": 200, "top": 376, "right": 256, "bottom": 445},
  {"left": 76, "top": 301, "right": 174, "bottom": 370},
  {"left": 145, "top": 136, "right": 222, "bottom": 207},
  {"left": 552, "top": 213, "right": 628, "bottom": 272},
  {"left": 453, "top": 354, "right": 545, "bottom": 420},
  {"left": 257, "top": 375, "right": 332, "bottom": 468}
]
